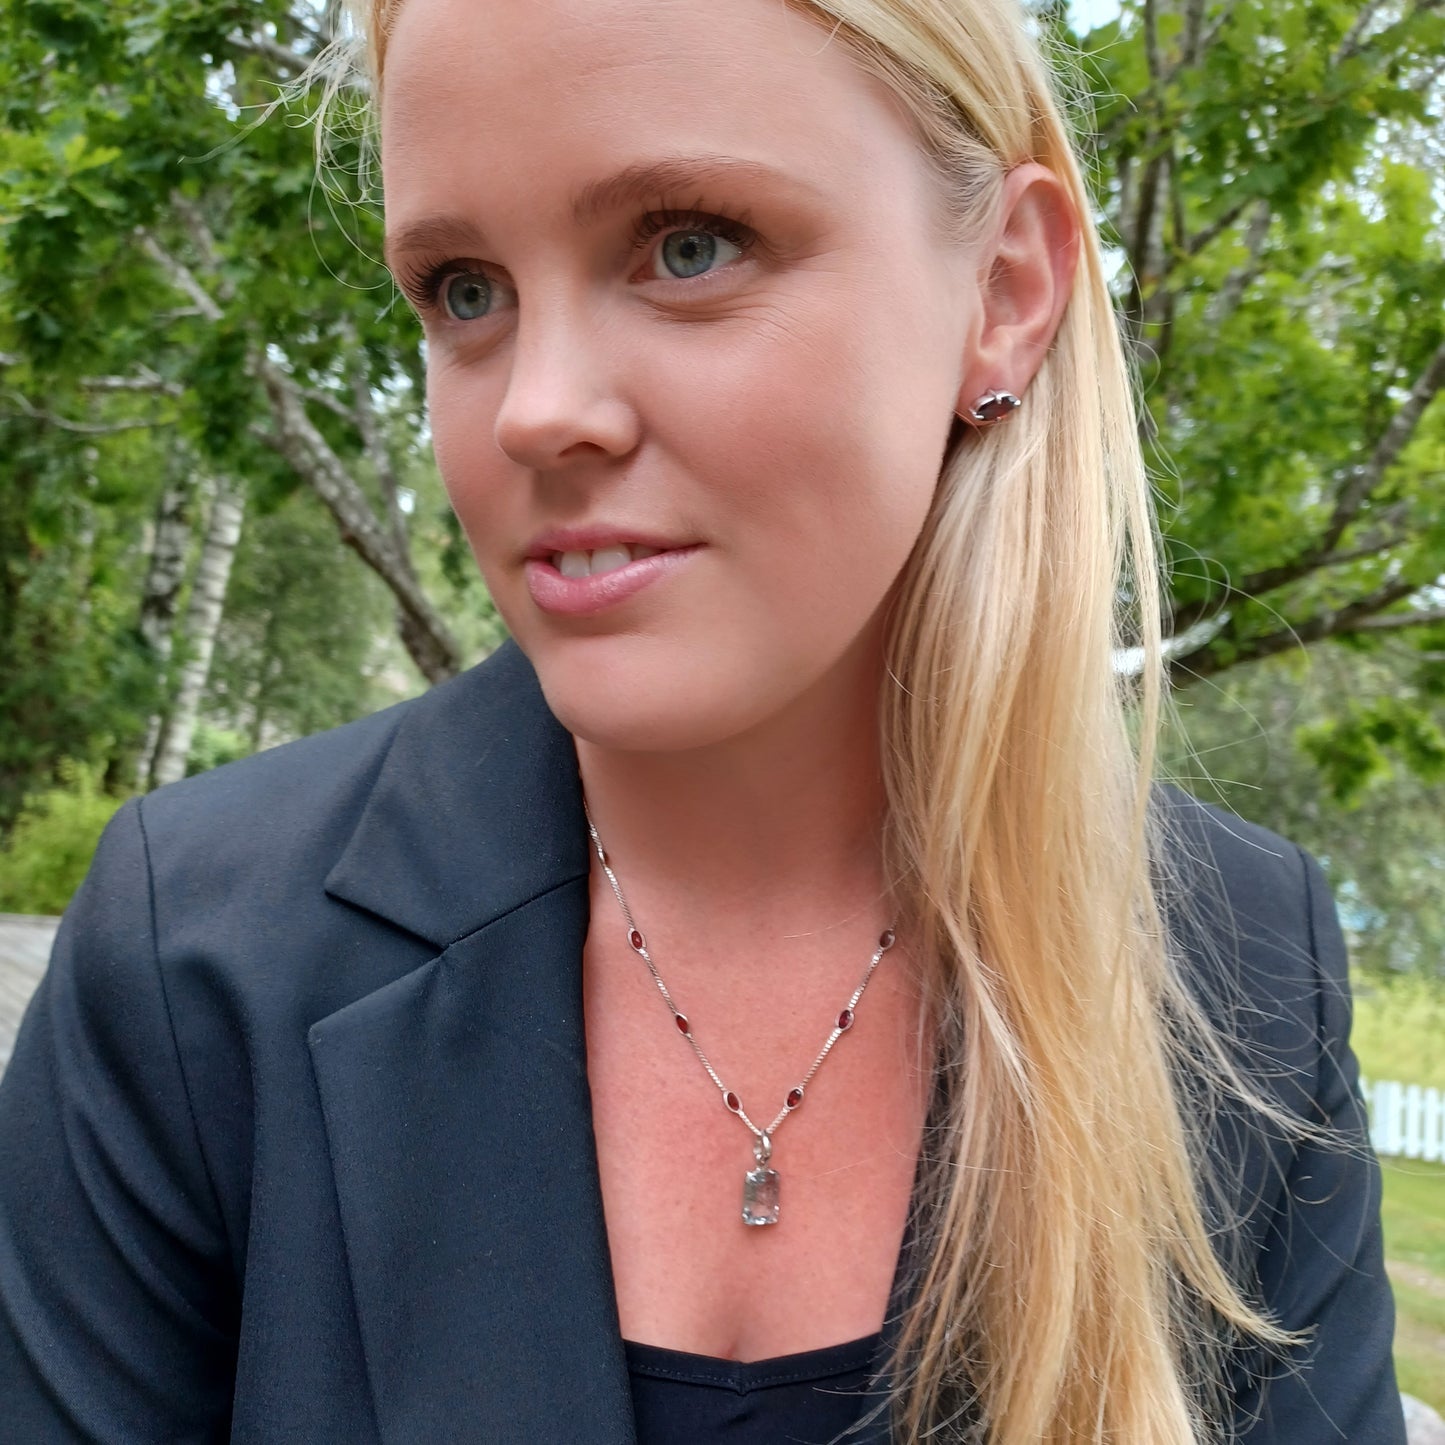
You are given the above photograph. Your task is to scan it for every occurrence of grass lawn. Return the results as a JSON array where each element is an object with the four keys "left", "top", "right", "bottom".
[
  {"left": 1353, "top": 972, "right": 1445, "bottom": 1091},
  {"left": 1353, "top": 975, "right": 1445, "bottom": 1408},
  {"left": 1380, "top": 1157, "right": 1445, "bottom": 1412}
]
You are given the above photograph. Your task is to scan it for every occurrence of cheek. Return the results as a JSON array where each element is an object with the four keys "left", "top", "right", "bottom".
[
  {"left": 651, "top": 299, "right": 956, "bottom": 600},
  {"left": 427, "top": 367, "right": 511, "bottom": 554}
]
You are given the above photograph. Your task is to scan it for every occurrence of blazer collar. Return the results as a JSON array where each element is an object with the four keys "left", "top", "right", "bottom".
[
  {"left": 323, "top": 639, "right": 590, "bottom": 950},
  {"left": 310, "top": 642, "right": 636, "bottom": 1443}
]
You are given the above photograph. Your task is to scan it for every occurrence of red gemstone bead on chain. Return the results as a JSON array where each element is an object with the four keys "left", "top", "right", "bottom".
[
  {"left": 725, "top": 1091, "right": 741, "bottom": 1113},
  {"left": 628, "top": 928, "right": 645, "bottom": 952},
  {"left": 837, "top": 1008, "right": 855, "bottom": 1032},
  {"left": 675, "top": 1014, "right": 691, "bottom": 1035},
  {"left": 880, "top": 929, "right": 896, "bottom": 949},
  {"left": 786, "top": 1087, "right": 805, "bottom": 1110}
]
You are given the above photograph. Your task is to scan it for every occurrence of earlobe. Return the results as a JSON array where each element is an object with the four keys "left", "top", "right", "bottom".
[{"left": 955, "top": 163, "right": 1081, "bottom": 419}]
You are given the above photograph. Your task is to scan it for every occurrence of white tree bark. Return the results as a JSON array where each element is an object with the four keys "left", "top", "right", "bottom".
[
  {"left": 135, "top": 470, "right": 197, "bottom": 789},
  {"left": 150, "top": 478, "right": 246, "bottom": 789}
]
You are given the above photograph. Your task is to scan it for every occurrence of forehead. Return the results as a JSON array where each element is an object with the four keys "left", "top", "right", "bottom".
[{"left": 380, "top": 0, "right": 929, "bottom": 226}]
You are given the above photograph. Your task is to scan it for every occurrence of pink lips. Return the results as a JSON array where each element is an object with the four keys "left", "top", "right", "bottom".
[{"left": 524, "top": 545, "right": 701, "bottom": 617}]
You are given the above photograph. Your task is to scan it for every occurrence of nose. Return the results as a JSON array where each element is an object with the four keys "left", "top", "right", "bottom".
[{"left": 493, "top": 302, "right": 641, "bottom": 471}]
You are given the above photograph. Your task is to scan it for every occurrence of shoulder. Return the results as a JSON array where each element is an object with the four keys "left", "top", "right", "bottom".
[
  {"left": 128, "top": 642, "right": 545, "bottom": 919},
  {"left": 135, "top": 690, "right": 412, "bottom": 862},
  {"left": 52, "top": 641, "right": 566, "bottom": 1066},
  {"left": 1153, "top": 785, "right": 1353, "bottom": 1120},
  {"left": 1154, "top": 784, "right": 1337, "bottom": 975},
  {"left": 1154, "top": 784, "right": 1321, "bottom": 931}
]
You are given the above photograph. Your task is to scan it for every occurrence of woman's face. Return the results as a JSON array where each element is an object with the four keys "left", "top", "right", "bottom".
[{"left": 382, "top": 0, "right": 984, "bottom": 751}]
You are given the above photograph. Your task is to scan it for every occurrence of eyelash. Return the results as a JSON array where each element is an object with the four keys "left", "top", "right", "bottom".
[
  {"left": 399, "top": 207, "right": 758, "bottom": 316},
  {"left": 629, "top": 206, "right": 755, "bottom": 256}
]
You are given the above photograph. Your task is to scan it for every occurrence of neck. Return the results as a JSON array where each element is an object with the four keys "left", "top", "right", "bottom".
[{"left": 575, "top": 642, "right": 891, "bottom": 937}]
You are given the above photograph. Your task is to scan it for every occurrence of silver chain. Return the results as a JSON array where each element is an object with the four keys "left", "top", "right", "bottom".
[{"left": 583, "top": 799, "right": 897, "bottom": 1146}]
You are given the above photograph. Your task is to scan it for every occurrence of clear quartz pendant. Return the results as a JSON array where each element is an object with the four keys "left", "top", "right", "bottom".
[{"left": 742, "top": 1134, "right": 780, "bottom": 1227}]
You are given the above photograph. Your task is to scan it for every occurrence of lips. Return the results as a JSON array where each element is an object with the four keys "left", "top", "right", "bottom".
[{"left": 524, "top": 542, "right": 701, "bottom": 617}]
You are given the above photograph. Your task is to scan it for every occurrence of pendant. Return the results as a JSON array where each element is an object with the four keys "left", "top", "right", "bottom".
[{"left": 741, "top": 1133, "right": 780, "bottom": 1227}]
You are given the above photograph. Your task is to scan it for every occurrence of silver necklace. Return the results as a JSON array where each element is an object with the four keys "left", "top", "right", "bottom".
[{"left": 583, "top": 802, "right": 897, "bottom": 1228}]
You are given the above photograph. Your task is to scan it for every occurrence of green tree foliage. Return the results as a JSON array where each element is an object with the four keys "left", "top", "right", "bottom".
[
  {"left": 0, "top": 760, "right": 124, "bottom": 913},
  {"left": 1165, "top": 642, "right": 1445, "bottom": 976},
  {"left": 0, "top": 415, "right": 159, "bottom": 823},
  {"left": 0, "top": 0, "right": 499, "bottom": 830},
  {"left": 1066, "top": 0, "right": 1445, "bottom": 697}
]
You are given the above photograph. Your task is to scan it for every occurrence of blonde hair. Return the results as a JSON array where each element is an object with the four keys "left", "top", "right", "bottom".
[{"left": 324, "top": 2, "right": 1302, "bottom": 1439}]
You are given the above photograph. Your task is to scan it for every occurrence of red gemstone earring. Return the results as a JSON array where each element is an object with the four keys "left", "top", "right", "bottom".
[{"left": 964, "top": 389, "right": 1022, "bottom": 425}]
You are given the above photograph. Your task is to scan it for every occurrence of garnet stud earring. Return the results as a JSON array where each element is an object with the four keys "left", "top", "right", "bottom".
[{"left": 964, "top": 389, "right": 1022, "bottom": 425}]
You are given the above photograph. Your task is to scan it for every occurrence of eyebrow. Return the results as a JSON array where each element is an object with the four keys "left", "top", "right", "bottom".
[
  {"left": 385, "top": 154, "right": 814, "bottom": 267},
  {"left": 569, "top": 154, "right": 805, "bottom": 226}
]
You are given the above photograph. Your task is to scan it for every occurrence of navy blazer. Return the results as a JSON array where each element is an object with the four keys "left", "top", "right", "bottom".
[{"left": 0, "top": 642, "right": 1405, "bottom": 1443}]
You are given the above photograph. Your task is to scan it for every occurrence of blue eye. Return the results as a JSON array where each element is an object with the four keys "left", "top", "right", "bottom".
[
  {"left": 443, "top": 273, "right": 493, "bottom": 320},
  {"left": 653, "top": 229, "right": 743, "bottom": 280}
]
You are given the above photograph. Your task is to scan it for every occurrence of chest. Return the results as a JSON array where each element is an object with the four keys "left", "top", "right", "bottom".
[{"left": 582, "top": 926, "right": 931, "bottom": 1363}]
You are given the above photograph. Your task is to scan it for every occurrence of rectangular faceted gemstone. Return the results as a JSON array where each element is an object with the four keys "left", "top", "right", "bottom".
[{"left": 742, "top": 1167, "right": 780, "bottom": 1226}]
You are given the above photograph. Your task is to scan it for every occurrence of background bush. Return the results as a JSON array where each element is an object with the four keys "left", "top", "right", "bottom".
[{"left": 0, "top": 762, "right": 124, "bottom": 916}]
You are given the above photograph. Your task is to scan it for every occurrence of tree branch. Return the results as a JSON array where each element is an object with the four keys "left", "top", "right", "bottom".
[
  {"left": 79, "top": 370, "right": 184, "bottom": 397},
  {"left": 137, "top": 229, "right": 224, "bottom": 323},
  {"left": 1, "top": 392, "right": 174, "bottom": 434},
  {"left": 141, "top": 201, "right": 459, "bottom": 683},
  {"left": 226, "top": 31, "right": 310, "bottom": 74},
  {"left": 1318, "top": 337, "right": 1445, "bottom": 555},
  {"left": 1186, "top": 194, "right": 1260, "bottom": 260},
  {"left": 1095, "top": 4, "right": 1233, "bottom": 150},
  {"left": 1197, "top": 200, "right": 1274, "bottom": 335},
  {"left": 1167, "top": 340, "right": 1445, "bottom": 635},
  {"left": 251, "top": 351, "right": 461, "bottom": 682},
  {"left": 169, "top": 193, "right": 238, "bottom": 305},
  {"left": 1169, "top": 577, "right": 1422, "bottom": 684},
  {"left": 1334, "top": 0, "right": 1394, "bottom": 64},
  {"left": 1141, "top": 0, "right": 1165, "bottom": 86},
  {"left": 1123, "top": 148, "right": 1168, "bottom": 352},
  {"left": 346, "top": 338, "right": 411, "bottom": 558},
  {"left": 1347, "top": 604, "right": 1445, "bottom": 633},
  {"left": 1310, "top": 527, "right": 1412, "bottom": 569},
  {"left": 298, "top": 384, "right": 354, "bottom": 421},
  {"left": 1181, "top": 0, "right": 1210, "bottom": 64}
]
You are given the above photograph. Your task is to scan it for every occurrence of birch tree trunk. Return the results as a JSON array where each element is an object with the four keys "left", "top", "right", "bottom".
[
  {"left": 135, "top": 470, "right": 197, "bottom": 790},
  {"left": 150, "top": 478, "right": 246, "bottom": 789}
]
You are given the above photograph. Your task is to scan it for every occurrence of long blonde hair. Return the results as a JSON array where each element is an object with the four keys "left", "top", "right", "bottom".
[{"left": 328, "top": 2, "right": 1299, "bottom": 1439}]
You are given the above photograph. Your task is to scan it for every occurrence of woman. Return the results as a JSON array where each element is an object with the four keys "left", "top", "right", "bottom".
[{"left": 0, "top": 0, "right": 1405, "bottom": 1440}]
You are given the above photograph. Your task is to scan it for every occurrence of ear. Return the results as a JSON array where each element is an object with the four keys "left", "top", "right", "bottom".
[{"left": 956, "top": 163, "right": 1080, "bottom": 415}]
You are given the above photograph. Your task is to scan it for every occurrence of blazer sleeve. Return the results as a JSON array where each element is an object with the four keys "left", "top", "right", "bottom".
[
  {"left": 1233, "top": 846, "right": 1406, "bottom": 1444},
  {"left": 0, "top": 800, "right": 237, "bottom": 1443}
]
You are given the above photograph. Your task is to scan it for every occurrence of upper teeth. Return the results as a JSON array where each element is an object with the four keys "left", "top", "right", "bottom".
[{"left": 553, "top": 544, "right": 660, "bottom": 578}]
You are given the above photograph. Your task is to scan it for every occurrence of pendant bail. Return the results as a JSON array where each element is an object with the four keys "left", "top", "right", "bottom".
[{"left": 753, "top": 1132, "right": 773, "bottom": 1166}]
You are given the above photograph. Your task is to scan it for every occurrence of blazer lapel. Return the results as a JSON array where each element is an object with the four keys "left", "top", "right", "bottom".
[{"left": 309, "top": 644, "right": 636, "bottom": 1444}]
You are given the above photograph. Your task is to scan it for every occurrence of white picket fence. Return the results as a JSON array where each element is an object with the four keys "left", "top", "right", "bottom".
[{"left": 1360, "top": 1077, "right": 1445, "bottom": 1163}]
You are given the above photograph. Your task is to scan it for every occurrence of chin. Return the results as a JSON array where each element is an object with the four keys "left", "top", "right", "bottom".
[{"left": 522, "top": 631, "right": 785, "bottom": 756}]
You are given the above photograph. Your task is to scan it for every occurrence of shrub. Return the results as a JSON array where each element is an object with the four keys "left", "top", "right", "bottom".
[{"left": 0, "top": 761, "right": 126, "bottom": 916}]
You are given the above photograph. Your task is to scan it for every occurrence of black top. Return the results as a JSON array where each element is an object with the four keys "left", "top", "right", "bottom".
[
  {"left": 625, "top": 1333, "right": 890, "bottom": 1445},
  {"left": 0, "top": 642, "right": 1407, "bottom": 1442}
]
